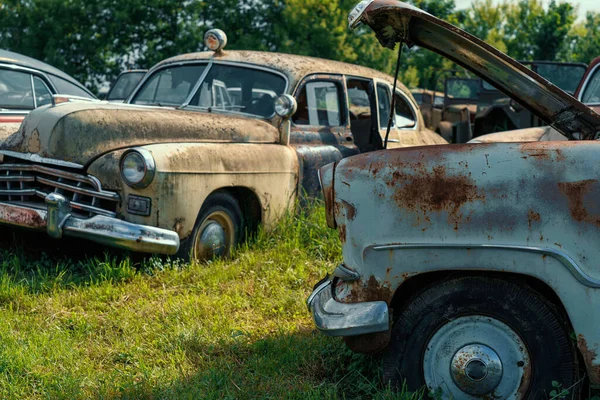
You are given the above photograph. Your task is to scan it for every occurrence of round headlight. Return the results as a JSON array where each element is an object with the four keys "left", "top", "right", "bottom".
[
  {"left": 120, "top": 149, "right": 155, "bottom": 189},
  {"left": 274, "top": 94, "right": 298, "bottom": 118}
]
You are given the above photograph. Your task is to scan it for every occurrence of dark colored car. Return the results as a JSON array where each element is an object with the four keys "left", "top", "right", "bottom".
[{"left": 0, "top": 49, "right": 95, "bottom": 125}]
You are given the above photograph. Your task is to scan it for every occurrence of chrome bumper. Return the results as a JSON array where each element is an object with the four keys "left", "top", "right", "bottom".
[
  {"left": 307, "top": 277, "right": 390, "bottom": 336},
  {"left": 0, "top": 193, "right": 180, "bottom": 255}
]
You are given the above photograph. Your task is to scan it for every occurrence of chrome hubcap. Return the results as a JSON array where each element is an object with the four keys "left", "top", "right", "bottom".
[
  {"left": 193, "top": 210, "right": 235, "bottom": 261},
  {"left": 423, "top": 315, "right": 530, "bottom": 399},
  {"left": 199, "top": 221, "right": 227, "bottom": 257},
  {"left": 450, "top": 344, "right": 503, "bottom": 395}
]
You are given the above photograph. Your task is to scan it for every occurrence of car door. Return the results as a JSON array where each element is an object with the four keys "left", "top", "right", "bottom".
[{"left": 289, "top": 74, "right": 356, "bottom": 197}]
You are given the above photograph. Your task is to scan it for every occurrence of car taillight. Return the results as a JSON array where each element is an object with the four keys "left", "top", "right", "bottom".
[{"left": 318, "top": 162, "right": 336, "bottom": 229}]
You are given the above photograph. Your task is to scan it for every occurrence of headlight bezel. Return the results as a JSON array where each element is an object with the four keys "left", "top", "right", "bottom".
[{"left": 120, "top": 148, "right": 156, "bottom": 189}]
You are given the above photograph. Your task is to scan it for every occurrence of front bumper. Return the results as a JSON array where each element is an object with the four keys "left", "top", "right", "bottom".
[
  {"left": 307, "top": 276, "right": 389, "bottom": 336},
  {"left": 0, "top": 193, "right": 180, "bottom": 255}
]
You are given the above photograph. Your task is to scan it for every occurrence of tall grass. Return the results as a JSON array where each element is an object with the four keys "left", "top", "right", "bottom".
[{"left": 0, "top": 201, "right": 420, "bottom": 399}]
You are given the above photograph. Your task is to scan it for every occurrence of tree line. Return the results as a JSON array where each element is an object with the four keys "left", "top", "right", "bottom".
[{"left": 0, "top": 0, "right": 598, "bottom": 93}]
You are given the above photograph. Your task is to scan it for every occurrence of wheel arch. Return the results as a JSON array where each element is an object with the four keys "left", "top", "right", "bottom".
[{"left": 197, "top": 186, "right": 263, "bottom": 236}]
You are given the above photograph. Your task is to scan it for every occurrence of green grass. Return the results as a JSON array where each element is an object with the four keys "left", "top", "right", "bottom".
[{"left": 0, "top": 202, "right": 422, "bottom": 399}]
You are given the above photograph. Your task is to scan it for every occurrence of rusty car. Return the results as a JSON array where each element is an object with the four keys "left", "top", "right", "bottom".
[
  {"left": 308, "top": 1, "right": 600, "bottom": 398},
  {"left": 0, "top": 29, "right": 445, "bottom": 262}
]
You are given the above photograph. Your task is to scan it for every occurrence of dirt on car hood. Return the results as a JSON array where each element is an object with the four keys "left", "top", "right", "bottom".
[
  {"left": 354, "top": 0, "right": 600, "bottom": 140},
  {"left": 0, "top": 102, "right": 279, "bottom": 168}
]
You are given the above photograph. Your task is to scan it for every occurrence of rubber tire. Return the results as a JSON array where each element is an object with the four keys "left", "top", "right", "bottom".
[
  {"left": 383, "top": 276, "right": 579, "bottom": 399},
  {"left": 176, "top": 191, "right": 243, "bottom": 262}
]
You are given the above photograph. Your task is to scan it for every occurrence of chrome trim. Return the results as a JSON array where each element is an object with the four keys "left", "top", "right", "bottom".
[
  {"left": 578, "top": 62, "right": 600, "bottom": 106},
  {"left": 51, "top": 94, "right": 99, "bottom": 106},
  {"left": 0, "top": 151, "right": 84, "bottom": 169},
  {"left": 371, "top": 243, "right": 600, "bottom": 288},
  {"left": 30, "top": 74, "right": 37, "bottom": 108},
  {"left": 0, "top": 198, "right": 180, "bottom": 255},
  {"left": 307, "top": 279, "right": 390, "bottom": 336},
  {"left": 36, "top": 176, "right": 117, "bottom": 201},
  {"left": 120, "top": 148, "right": 156, "bottom": 189}
]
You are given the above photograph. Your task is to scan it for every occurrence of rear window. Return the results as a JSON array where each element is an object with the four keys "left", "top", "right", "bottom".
[{"left": 49, "top": 76, "right": 94, "bottom": 98}]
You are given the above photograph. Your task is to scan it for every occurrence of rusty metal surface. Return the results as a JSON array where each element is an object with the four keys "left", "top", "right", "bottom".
[
  {"left": 0, "top": 102, "right": 280, "bottom": 167},
  {"left": 331, "top": 141, "right": 600, "bottom": 383},
  {"left": 0, "top": 201, "right": 46, "bottom": 229},
  {"left": 358, "top": 0, "right": 600, "bottom": 140}
]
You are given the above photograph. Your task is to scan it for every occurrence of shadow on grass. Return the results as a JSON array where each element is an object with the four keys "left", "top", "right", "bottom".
[{"left": 100, "top": 329, "right": 423, "bottom": 400}]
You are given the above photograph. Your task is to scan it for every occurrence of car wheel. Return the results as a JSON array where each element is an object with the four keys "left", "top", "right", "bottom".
[
  {"left": 177, "top": 192, "right": 243, "bottom": 262},
  {"left": 383, "top": 276, "right": 579, "bottom": 399}
]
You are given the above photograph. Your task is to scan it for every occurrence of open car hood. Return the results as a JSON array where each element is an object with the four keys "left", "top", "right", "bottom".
[{"left": 351, "top": 0, "right": 600, "bottom": 140}]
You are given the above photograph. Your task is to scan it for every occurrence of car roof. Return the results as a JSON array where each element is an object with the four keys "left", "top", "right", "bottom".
[
  {"left": 0, "top": 49, "right": 91, "bottom": 93},
  {"left": 152, "top": 50, "right": 411, "bottom": 94}
]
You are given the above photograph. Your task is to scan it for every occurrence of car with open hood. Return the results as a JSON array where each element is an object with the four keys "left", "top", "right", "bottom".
[
  {"left": 0, "top": 49, "right": 95, "bottom": 140},
  {"left": 308, "top": 1, "right": 600, "bottom": 398},
  {"left": 0, "top": 29, "right": 445, "bottom": 262}
]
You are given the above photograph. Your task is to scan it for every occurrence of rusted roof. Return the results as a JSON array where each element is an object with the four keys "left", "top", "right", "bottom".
[{"left": 152, "top": 50, "right": 409, "bottom": 92}]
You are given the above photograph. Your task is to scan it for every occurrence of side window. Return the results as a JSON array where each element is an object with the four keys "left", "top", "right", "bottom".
[
  {"left": 376, "top": 83, "right": 392, "bottom": 129},
  {"left": 49, "top": 76, "right": 94, "bottom": 98},
  {"left": 293, "top": 81, "right": 342, "bottom": 126},
  {"left": 0, "top": 69, "right": 34, "bottom": 109},
  {"left": 582, "top": 67, "right": 600, "bottom": 104},
  {"left": 395, "top": 91, "right": 417, "bottom": 129},
  {"left": 33, "top": 76, "right": 52, "bottom": 107}
]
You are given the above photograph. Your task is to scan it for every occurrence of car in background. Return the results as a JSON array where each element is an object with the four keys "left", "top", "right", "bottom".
[
  {"left": 309, "top": 1, "right": 600, "bottom": 398},
  {"left": 104, "top": 69, "right": 147, "bottom": 102},
  {"left": 576, "top": 55, "right": 600, "bottom": 114},
  {"left": 0, "top": 49, "right": 95, "bottom": 126}
]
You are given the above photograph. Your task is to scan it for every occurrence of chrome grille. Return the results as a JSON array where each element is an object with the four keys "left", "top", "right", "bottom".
[{"left": 0, "top": 163, "right": 119, "bottom": 217}]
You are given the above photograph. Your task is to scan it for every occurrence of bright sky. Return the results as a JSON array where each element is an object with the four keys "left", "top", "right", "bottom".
[{"left": 454, "top": 0, "right": 599, "bottom": 19}]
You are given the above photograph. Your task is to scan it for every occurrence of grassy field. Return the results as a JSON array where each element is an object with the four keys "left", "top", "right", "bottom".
[{"left": 0, "top": 202, "right": 423, "bottom": 399}]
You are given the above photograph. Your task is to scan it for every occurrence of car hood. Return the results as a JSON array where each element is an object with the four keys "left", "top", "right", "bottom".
[
  {"left": 353, "top": 0, "right": 600, "bottom": 140},
  {"left": 0, "top": 102, "right": 279, "bottom": 168}
]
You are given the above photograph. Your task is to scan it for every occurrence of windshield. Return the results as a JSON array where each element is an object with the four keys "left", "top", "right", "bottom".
[
  {"left": 131, "top": 63, "right": 287, "bottom": 118},
  {"left": 582, "top": 67, "right": 600, "bottom": 105},
  {"left": 107, "top": 71, "right": 146, "bottom": 101},
  {"left": 534, "top": 64, "right": 587, "bottom": 95}
]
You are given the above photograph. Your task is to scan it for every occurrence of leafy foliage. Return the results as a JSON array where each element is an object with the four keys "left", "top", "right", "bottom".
[{"left": 0, "top": 0, "right": 598, "bottom": 94}]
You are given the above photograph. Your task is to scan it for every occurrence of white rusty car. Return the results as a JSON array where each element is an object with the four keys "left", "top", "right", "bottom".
[
  {"left": 0, "top": 30, "right": 445, "bottom": 261},
  {"left": 309, "top": 1, "right": 600, "bottom": 398}
]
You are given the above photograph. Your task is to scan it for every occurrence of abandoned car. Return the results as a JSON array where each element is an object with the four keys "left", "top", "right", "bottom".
[
  {"left": 308, "top": 0, "right": 600, "bottom": 398},
  {"left": 0, "top": 29, "right": 445, "bottom": 262},
  {"left": 0, "top": 49, "right": 96, "bottom": 141}
]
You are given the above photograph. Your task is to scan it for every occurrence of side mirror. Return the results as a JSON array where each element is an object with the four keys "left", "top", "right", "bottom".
[
  {"left": 274, "top": 94, "right": 297, "bottom": 119},
  {"left": 274, "top": 94, "right": 297, "bottom": 146}
]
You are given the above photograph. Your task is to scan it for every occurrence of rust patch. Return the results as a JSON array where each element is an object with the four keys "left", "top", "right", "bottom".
[
  {"left": 558, "top": 179, "right": 600, "bottom": 227},
  {"left": 389, "top": 165, "right": 484, "bottom": 229},
  {"left": 577, "top": 334, "right": 600, "bottom": 384},
  {"left": 172, "top": 218, "right": 185, "bottom": 236},
  {"left": 0, "top": 204, "right": 46, "bottom": 228},
  {"left": 338, "top": 223, "right": 347, "bottom": 244},
  {"left": 349, "top": 275, "right": 392, "bottom": 303},
  {"left": 334, "top": 199, "right": 357, "bottom": 221},
  {"left": 527, "top": 210, "right": 540, "bottom": 228}
]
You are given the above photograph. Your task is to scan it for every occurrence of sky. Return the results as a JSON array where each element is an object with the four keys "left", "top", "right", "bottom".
[{"left": 454, "top": 0, "right": 599, "bottom": 19}]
